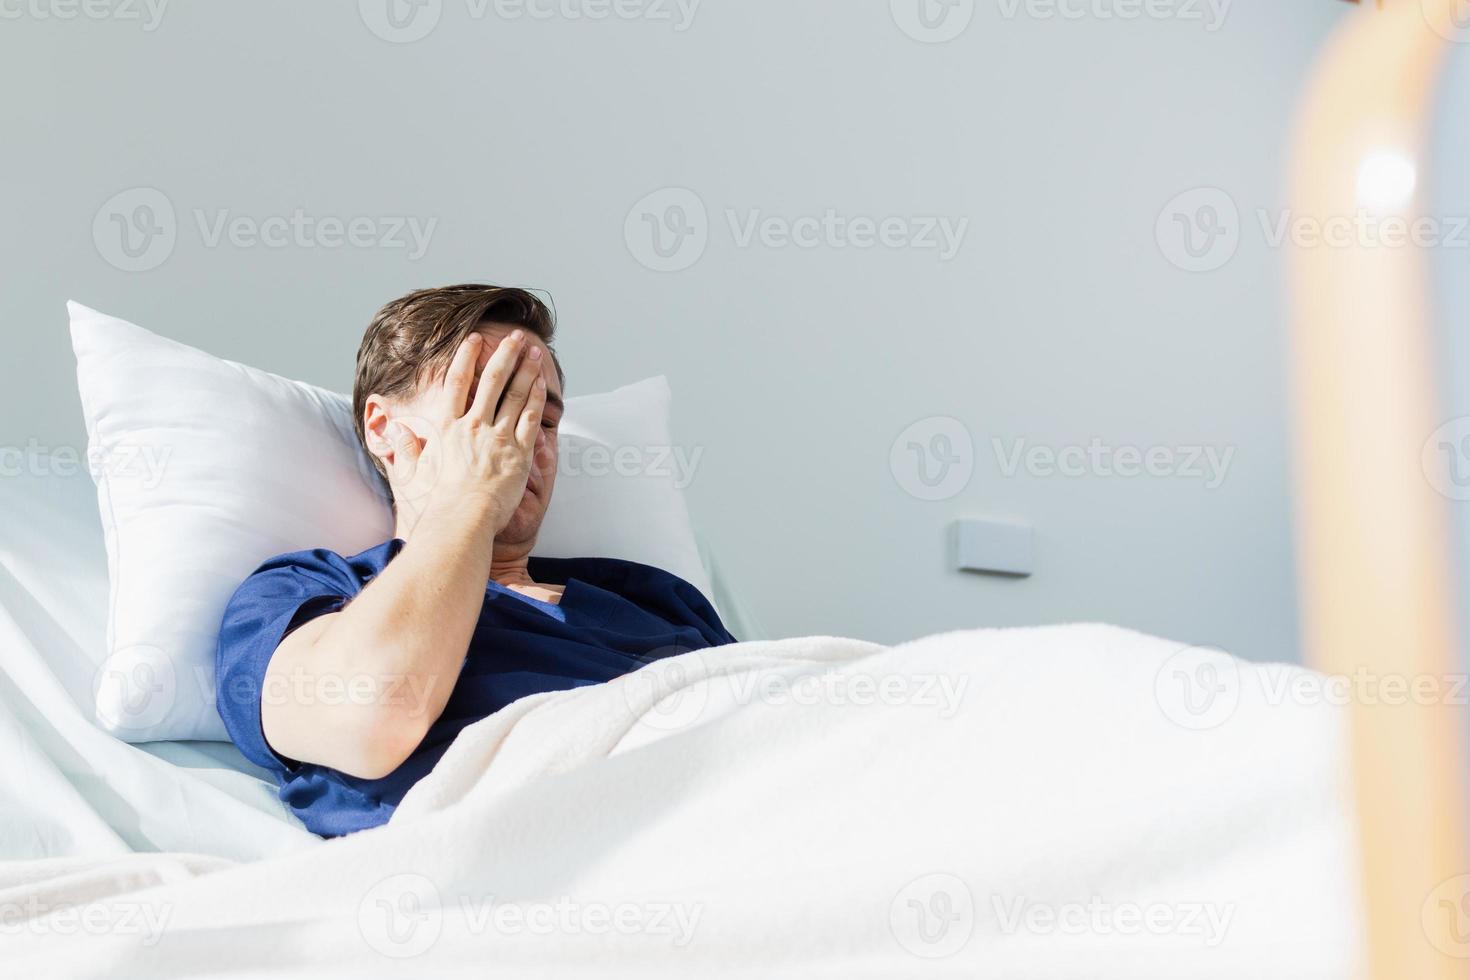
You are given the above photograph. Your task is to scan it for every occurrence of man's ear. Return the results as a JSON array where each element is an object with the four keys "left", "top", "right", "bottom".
[{"left": 363, "top": 395, "right": 395, "bottom": 467}]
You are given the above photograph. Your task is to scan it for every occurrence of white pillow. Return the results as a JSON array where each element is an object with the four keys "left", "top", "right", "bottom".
[{"left": 69, "top": 301, "right": 712, "bottom": 743}]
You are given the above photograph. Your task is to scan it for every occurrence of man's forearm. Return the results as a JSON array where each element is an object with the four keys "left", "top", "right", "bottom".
[
  {"left": 322, "top": 493, "right": 501, "bottom": 715},
  {"left": 260, "top": 493, "right": 502, "bottom": 776}
]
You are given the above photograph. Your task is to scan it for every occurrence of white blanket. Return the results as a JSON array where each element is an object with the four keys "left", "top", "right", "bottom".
[{"left": 2, "top": 626, "right": 1363, "bottom": 978}]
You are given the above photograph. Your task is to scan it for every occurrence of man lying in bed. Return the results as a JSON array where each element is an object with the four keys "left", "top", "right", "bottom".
[{"left": 215, "top": 285, "right": 736, "bottom": 837}]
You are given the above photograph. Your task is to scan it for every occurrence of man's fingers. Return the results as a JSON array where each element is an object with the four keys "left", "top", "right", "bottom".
[
  {"left": 468, "top": 330, "right": 526, "bottom": 422},
  {"left": 515, "top": 377, "right": 547, "bottom": 449},
  {"left": 440, "top": 334, "right": 482, "bottom": 419},
  {"left": 387, "top": 420, "right": 422, "bottom": 479},
  {"left": 495, "top": 345, "right": 543, "bottom": 429}
]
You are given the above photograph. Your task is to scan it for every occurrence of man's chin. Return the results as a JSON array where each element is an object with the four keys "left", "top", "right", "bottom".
[{"left": 498, "top": 493, "right": 547, "bottom": 544}]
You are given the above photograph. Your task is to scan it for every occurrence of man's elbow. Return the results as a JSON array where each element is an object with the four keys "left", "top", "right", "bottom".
[
  {"left": 334, "top": 706, "right": 432, "bottom": 780},
  {"left": 266, "top": 701, "right": 430, "bottom": 781}
]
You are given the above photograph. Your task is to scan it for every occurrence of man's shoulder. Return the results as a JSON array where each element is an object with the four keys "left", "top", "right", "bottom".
[{"left": 245, "top": 539, "right": 402, "bottom": 588}]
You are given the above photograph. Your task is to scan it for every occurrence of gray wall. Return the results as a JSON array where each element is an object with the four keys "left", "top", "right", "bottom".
[{"left": 1, "top": 0, "right": 1353, "bottom": 656}]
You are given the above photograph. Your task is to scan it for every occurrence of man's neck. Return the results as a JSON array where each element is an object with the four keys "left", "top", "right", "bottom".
[
  {"left": 488, "top": 554, "right": 536, "bottom": 589},
  {"left": 394, "top": 507, "right": 541, "bottom": 589}
]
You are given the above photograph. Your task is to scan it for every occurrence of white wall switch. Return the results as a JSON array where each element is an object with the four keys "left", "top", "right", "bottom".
[{"left": 954, "top": 518, "right": 1034, "bottom": 577}]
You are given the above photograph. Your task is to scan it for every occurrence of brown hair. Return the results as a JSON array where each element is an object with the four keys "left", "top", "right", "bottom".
[{"left": 352, "top": 284, "right": 563, "bottom": 483}]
